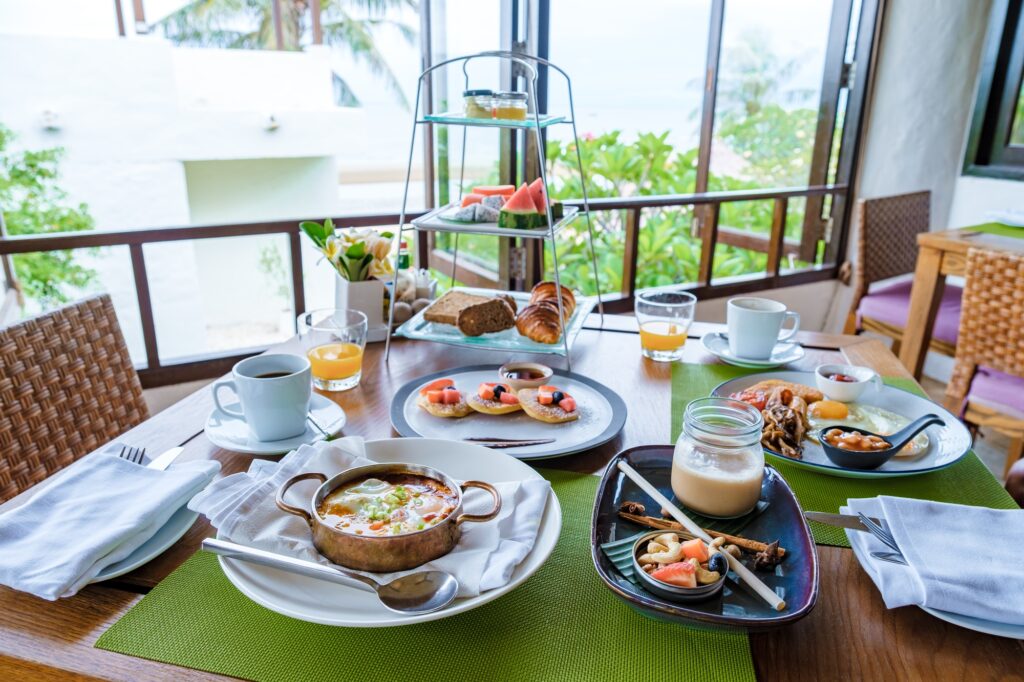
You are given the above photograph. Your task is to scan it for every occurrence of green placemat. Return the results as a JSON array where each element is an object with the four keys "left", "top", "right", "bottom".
[
  {"left": 671, "top": 364, "right": 1018, "bottom": 547},
  {"left": 968, "top": 221, "right": 1024, "bottom": 238},
  {"left": 96, "top": 469, "right": 755, "bottom": 682}
]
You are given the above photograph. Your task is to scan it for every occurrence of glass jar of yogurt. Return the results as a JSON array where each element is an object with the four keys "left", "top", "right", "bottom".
[{"left": 671, "top": 397, "right": 764, "bottom": 518}]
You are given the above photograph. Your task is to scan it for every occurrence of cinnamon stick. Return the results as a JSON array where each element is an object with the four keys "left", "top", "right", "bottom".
[{"left": 617, "top": 510, "right": 787, "bottom": 557}]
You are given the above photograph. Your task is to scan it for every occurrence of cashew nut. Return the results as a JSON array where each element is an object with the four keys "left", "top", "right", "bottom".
[
  {"left": 724, "top": 544, "right": 742, "bottom": 559},
  {"left": 648, "top": 533, "right": 684, "bottom": 563},
  {"left": 688, "top": 557, "right": 721, "bottom": 585},
  {"left": 647, "top": 540, "right": 668, "bottom": 554}
]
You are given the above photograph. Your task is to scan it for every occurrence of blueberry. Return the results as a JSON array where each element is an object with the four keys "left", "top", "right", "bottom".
[
  {"left": 493, "top": 385, "right": 505, "bottom": 398},
  {"left": 552, "top": 391, "right": 565, "bottom": 404},
  {"left": 708, "top": 553, "right": 729, "bottom": 575}
]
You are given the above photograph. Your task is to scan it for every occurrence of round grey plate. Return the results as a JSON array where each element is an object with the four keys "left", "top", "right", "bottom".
[
  {"left": 390, "top": 365, "right": 627, "bottom": 460},
  {"left": 712, "top": 370, "right": 973, "bottom": 478}
]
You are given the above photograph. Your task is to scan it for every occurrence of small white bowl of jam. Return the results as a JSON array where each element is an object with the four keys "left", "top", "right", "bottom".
[
  {"left": 814, "top": 363, "right": 882, "bottom": 403},
  {"left": 498, "top": 362, "right": 553, "bottom": 392}
]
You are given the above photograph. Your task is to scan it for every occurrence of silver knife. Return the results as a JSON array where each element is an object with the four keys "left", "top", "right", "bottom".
[
  {"left": 147, "top": 446, "right": 185, "bottom": 471},
  {"left": 804, "top": 511, "right": 884, "bottom": 531}
]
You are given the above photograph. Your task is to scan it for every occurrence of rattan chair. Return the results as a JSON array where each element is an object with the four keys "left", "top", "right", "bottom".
[
  {"left": 944, "top": 249, "right": 1024, "bottom": 476},
  {"left": 843, "top": 190, "right": 960, "bottom": 357},
  {"left": 0, "top": 294, "right": 149, "bottom": 502}
]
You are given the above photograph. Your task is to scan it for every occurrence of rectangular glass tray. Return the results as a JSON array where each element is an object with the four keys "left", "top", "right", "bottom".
[
  {"left": 421, "top": 112, "right": 567, "bottom": 129},
  {"left": 393, "top": 286, "right": 597, "bottom": 356},
  {"left": 411, "top": 203, "right": 579, "bottom": 239}
]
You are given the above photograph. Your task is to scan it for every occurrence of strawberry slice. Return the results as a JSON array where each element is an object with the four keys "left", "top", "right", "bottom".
[
  {"left": 427, "top": 390, "right": 445, "bottom": 404},
  {"left": 478, "top": 383, "right": 496, "bottom": 400},
  {"left": 650, "top": 561, "right": 697, "bottom": 588},
  {"left": 498, "top": 389, "right": 519, "bottom": 405},
  {"left": 442, "top": 388, "right": 462, "bottom": 404},
  {"left": 420, "top": 378, "right": 454, "bottom": 396},
  {"left": 557, "top": 395, "right": 576, "bottom": 412},
  {"left": 538, "top": 385, "right": 557, "bottom": 393}
]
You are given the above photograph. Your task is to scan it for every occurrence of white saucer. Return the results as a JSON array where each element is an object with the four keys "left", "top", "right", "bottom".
[
  {"left": 204, "top": 393, "right": 346, "bottom": 455},
  {"left": 701, "top": 332, "right": 804, "bottom": 368}
]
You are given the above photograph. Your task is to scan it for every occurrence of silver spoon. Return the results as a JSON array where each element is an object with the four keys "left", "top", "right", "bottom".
[{"left": 202, "top": 538, "right": 459, "bottom": 615}]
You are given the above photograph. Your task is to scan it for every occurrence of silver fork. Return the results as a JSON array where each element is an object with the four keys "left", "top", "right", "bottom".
[
  {"left": 118, "top": 445, "right": 147, "bottom": 465},
  {"left": 857, "top": 512, "right": 901, "bottom": 553},
  {"left": 871, "top": 551, "right": 908, "bottom": 566}
]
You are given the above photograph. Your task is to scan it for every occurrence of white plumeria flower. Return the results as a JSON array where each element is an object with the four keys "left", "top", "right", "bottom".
[{"left": 324, "top": 236, "right": 342, "bottom": 263}]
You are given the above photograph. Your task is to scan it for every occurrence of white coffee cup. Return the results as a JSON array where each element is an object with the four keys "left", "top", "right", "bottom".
[
  {"left": 212, "top": 354, "right": 312, "bottom": 442},
  {"left": 726, "top": 297, "right": 800, "bottom": 360}
]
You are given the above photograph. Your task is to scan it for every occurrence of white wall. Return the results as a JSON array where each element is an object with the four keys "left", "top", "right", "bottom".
[
  {"left": 948, "top": 176, "right": 1024, "bottom": 226},
  {"left": 824, "top": 0, "right": 994, "bottom": 336}
]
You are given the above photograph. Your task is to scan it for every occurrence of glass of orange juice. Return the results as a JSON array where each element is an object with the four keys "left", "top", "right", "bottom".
[
  {"left": 297, "top": 309, "right": 368, "bottom": 391},
  {"left": 635, "top": 289, "right": 696, "bottom": 362}
]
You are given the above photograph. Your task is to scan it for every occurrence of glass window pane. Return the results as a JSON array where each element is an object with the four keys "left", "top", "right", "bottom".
[
  {"left": 709, "top": 0, "right": 833, "bottom": 190},
  {"left": 146, "top": 235, "right": 295, "bottom": 362},
  {"left": 1010, "top": 76, "right": 1024, "bottom": 146},
  {"left": 10, "top": 246, "right": 148, "bottom": 365},
  {"left": 544, "top": 1, "right": 710, "bottom": 293}
]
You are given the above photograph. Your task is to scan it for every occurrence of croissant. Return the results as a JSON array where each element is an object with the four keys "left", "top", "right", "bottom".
[
  {"left": 529, "top": 281, "right": 576, "bottom": 320},
  {"left": 516, "top": 303, "right": 563, "bottom": 344}
]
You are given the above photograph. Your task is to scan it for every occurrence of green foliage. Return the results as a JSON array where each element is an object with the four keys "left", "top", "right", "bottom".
[
  {"left": 157, "top": 0, "right": 417, "bottom": 108},
  {"left": 0, "top": 125, "right": 96, "bottom": 306}
]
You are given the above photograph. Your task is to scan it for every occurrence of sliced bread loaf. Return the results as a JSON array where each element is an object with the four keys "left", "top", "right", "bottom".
[
  {"left": 423, "top": 290, "right": 490, "bottom": 326},
  {"left": 456, "top": 298, "right": 516, "bottom": 336}
]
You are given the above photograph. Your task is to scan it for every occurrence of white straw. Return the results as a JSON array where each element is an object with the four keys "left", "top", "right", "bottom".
[{"left": 616, "top": 461, "right": 786, "bottom": 612}]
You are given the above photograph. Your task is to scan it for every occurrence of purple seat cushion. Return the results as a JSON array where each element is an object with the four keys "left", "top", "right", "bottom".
[
  {"left": 858, "top": 279, "right": 963, "bottom": 344},
  {"left": 968, "top": 367, "right": 1024, "bottom": 418}
]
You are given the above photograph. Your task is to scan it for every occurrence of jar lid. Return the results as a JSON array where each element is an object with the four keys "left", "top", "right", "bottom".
[
  {"left": 495, "top": 91, "right": 528, "bottom": 101},
  {"left": 463, "top": 89, "right": 494, "bottom": 96}
]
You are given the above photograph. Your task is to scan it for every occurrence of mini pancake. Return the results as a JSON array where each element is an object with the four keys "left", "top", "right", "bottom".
[
  {"left": 468, "top": 394, "right": 522, "bottom": 415},
  {"left": 518, "top": 387, "right": 579, "bottom": 424},
  {"left": 416, "top": 379, "right": 472, "bottom": 418},
  {"left": 416, "top": 392, "right": 472, "bottom": 418},
  {"left": 468, "top": 382, "right": 522, "bottom": 415}
]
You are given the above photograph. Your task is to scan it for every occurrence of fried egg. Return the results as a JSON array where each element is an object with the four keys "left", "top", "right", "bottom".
[{"left": 807, "top": 402, "right": 929, "bottom": 458}]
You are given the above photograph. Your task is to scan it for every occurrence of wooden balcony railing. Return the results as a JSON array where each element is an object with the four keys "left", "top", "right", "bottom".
[{"left": 0, "top": 184, "right": 846, "bottom": 387}]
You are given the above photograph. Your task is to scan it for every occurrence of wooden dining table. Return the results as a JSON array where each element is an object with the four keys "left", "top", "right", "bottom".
[
  {"left": 1, "top": 318, "right": 1022, "bottom": 680},
  {"left": 900, "top": 224, "right": 1024, "bottom": 377}
]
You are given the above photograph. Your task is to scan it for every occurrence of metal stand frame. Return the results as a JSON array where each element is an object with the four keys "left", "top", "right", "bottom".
[{"left": 385, "top": 50, "right": 603, "bottom": 370}]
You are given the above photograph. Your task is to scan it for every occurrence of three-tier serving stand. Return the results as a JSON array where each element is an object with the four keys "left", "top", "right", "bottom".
[{"left": 384, "top": 50, "right": 603, "bottom": 370}]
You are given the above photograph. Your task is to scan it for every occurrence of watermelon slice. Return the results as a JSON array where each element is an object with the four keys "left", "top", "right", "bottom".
[
  {"left": 460, "top": 193, "right": 484, "bottom": 207},
  {"left": 473, "top": 185, "right": 515, "bottom": 197},
  {"left": 528, "top": 178, "right": 548, "bottom": 213},
  {"left": 498, "top": 183, "right": 542, "bottom": 229}
]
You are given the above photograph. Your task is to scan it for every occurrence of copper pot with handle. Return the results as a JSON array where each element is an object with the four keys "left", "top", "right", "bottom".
[{"left": 276, "top": 462, "right": 501, "bottom": 572}]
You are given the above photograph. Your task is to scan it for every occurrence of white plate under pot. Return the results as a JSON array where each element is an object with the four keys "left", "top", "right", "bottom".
[{"left": 216, "top": 438, "right": 562, "bottom": 627}]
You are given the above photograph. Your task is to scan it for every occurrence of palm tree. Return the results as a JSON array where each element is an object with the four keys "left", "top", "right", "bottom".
[{"left": 156, "top": 0, "right": 417, "bottom": 107}]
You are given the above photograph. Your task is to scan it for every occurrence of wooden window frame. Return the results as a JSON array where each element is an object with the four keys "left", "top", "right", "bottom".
[{"left": 964, "top": 0, "right": 1024, "bottom": 180}]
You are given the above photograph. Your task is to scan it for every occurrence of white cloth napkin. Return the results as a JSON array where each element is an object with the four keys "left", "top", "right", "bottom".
[
  {"left": 844, "top": 496, "right": 1024, "bottom": 625},
  {"left": 0, "top": 443, "right": 219, "bottom": 600},
  {"left": 188, "top": 437, "right": 552, "bottom": 597}
]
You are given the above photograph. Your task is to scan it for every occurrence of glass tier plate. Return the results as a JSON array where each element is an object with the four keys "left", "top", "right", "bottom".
[
  {"left": 421, "top": 112, "right": 567, "bottom": 128},
  {"left": 394, "top": 286, "right": 597, "bottom": 355},
  {"left": 412, "top": 203, "right": 579, "bottom": 239}
]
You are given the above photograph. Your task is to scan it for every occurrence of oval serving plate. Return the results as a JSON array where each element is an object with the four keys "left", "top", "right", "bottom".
[
  {"left": 217, "top": 438, "right": 561, "bottom": 627},
  {"left": 390, "top": 364, "right": 627, "bottom": 460},
  {"left": 711, "top": 370, "right": 973, "bottom": 479},
  {"left": 591, "top": 445, "right": 819, "bottom": 631}
]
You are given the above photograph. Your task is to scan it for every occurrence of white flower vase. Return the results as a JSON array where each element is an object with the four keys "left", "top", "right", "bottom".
[{"left": 335, "top": 276, "right": 388, "bottom": 342}]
